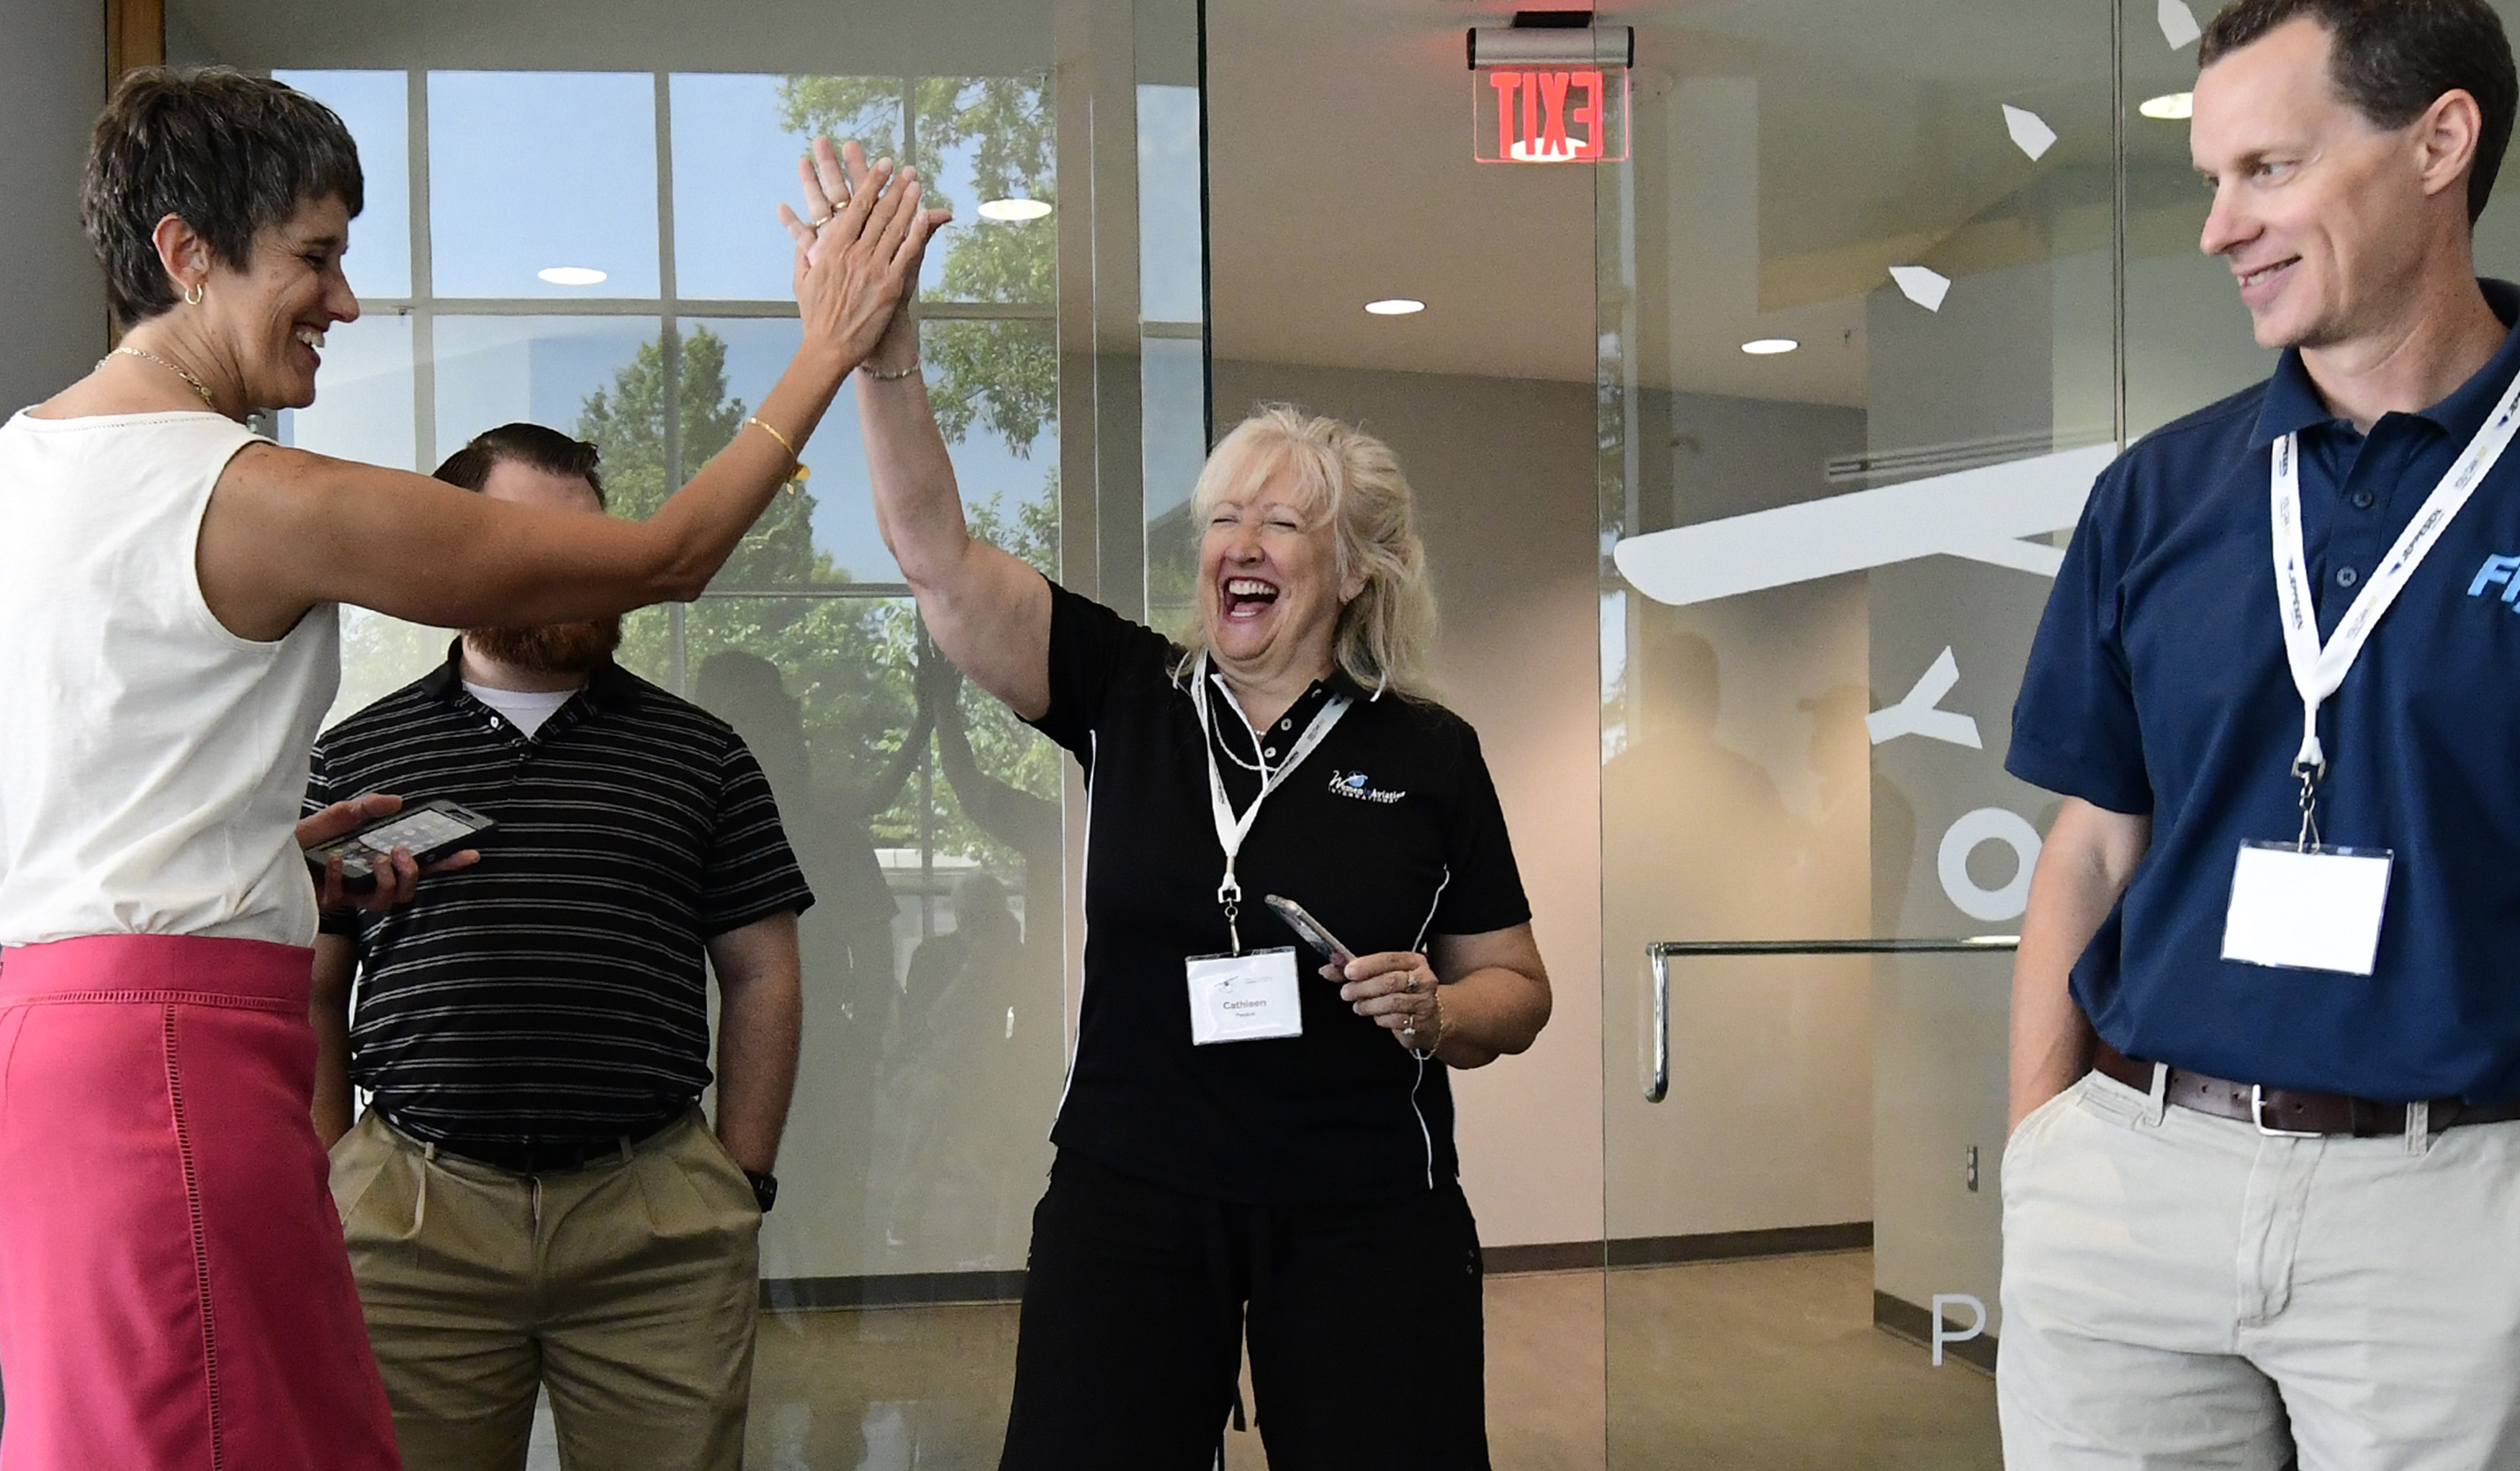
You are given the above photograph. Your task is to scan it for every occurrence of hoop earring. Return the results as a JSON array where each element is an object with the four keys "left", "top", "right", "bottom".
[{"left": 183, "top": 282, "right": 204, "bottom": 307}]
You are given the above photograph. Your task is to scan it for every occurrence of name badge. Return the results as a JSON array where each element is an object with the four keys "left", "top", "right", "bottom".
[
  {"left": 1186, "top": 947, "right": 1303, "bottom": 1045},
  {"left": 2220, "top": 840, "right": 2393, "bottom": 976}
]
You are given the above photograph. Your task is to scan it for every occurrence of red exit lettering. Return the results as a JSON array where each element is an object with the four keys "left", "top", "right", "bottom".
[{"left": 1479, "top": 68, "right": 1622, "bottom": 163}]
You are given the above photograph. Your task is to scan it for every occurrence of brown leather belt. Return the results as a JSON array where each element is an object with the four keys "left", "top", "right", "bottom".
[{"left": 2092, "top": 1040, "right": 2520, "bottom": 1137}]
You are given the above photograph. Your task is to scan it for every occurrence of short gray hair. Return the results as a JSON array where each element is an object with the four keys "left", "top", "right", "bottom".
[{"left": 1176, "top": 405, "right": 1438, "bottom": 699}]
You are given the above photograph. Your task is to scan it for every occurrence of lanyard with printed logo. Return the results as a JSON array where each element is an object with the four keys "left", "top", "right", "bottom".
[
  {"left": 1190, "top": 651, "right": 1351, "bottom": 953},
  {"left": 2269, "top": 366, "right": 2520, "bottom": 842}
]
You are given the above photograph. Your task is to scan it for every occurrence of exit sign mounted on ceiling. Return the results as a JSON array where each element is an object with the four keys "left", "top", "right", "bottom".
[
  {"left": 1475, "top": 68, "right": 1628, "bottom": 163},
  {"left": 1466, "top": 18, "right": 1634, "bottom": 164}
]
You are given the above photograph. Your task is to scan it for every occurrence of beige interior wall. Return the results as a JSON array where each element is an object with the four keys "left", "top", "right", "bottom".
[
  {"left": 1212, "top": 359, "right": 1606, "bottom": 1249},
  {"left": 1, "top": 0, "right": 107, "bottom": 417}
]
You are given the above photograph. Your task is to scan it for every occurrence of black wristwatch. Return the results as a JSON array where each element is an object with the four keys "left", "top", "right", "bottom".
[{"left": 744, "top": 1169, "right": 778, "bottom": 1214}]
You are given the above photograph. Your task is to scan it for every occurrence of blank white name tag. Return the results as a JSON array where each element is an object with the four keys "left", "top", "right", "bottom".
[
  {"left": 1187, "top": 947, "right": 1304, "bottom": 1045},
  {"left": 2221, "top": 841, "right": 2393, "bottom": 976}
]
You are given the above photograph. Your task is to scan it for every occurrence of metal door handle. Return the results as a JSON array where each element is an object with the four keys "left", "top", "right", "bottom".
[
  {"left": 1638, "top": 937, "right": 2015, "bottom": 1105},
  {"left": 1646, "top": 945, "right": 1670, "bottom": 1102}
]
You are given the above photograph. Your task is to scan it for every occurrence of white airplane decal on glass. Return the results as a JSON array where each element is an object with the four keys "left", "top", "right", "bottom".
[{"left": 1609, "top": 442, "right": 2119, "bottom": 608}]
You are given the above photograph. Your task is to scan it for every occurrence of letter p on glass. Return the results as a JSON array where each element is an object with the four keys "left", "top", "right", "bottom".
[{"left": 1930, "top": 1293, "right": 1986, "bottom": 1366}]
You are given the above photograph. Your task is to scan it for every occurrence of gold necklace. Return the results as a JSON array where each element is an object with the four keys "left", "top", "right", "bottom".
[{"left": 107, "top": 345, "right": 217, "bottom": 411}]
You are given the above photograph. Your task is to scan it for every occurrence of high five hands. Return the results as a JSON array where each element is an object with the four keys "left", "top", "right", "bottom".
[{"left": 778, "top": 138, "right": 954, "bottom": 369}]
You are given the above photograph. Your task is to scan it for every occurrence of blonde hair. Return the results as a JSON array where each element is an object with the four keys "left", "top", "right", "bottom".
[{"left": 1176, "top": 405, "right": 1437, "bottom": 699}]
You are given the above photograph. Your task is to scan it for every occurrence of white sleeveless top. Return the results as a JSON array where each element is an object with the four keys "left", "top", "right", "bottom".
[{"left": 0, "top": 411, "right": 341, "bottom": 948}]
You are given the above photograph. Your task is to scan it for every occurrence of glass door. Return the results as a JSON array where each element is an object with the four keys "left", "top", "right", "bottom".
[
  {"left": 166, "top": 0, "right": 1202, "bottom": 1462},
  {"left": 1596, "top": 0, "right": 2116, "bottom": 1460}
]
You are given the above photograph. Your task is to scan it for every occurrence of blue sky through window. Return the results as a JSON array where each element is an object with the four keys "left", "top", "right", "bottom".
[
  {"left": 428, "top": 72, "right": 660, "bottom": 300},
  {"left": 272, "top": 69, "right": 410, "bottom": 300}
]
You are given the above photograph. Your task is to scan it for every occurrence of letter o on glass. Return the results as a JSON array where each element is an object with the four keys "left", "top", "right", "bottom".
[{"left": 1937, "top": 807, "right": 2041, "bottom": 922}]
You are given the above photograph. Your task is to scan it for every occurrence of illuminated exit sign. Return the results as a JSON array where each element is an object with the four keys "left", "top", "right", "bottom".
[
  {"left": 1475, "top": 67, "right": 1628, "bottom": 163},
  {"left": 1464, "top": 19, "right": 1634, "bottom": 163}
]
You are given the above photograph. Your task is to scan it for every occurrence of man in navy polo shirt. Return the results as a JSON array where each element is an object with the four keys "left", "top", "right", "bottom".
[{"left": 2001, "top": 0, "right": 2520, "bottom": 1464}]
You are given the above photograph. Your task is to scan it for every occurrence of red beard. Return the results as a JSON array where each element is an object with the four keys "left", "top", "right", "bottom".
[{"left": 464, "top": 616, "right": 622, "bottom": 676}]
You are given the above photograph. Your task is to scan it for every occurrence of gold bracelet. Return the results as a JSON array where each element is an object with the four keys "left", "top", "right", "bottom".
[
  {"left": 863, "top": 359, "right": 922, "bottom": 382},
  {"left": 744, "top": 416, "right": 809, "bottom": 495},
  {"left": 745, "top": 415, "right": 799, "bottom": 459},
  {"left": 1413, "top": 987, "right": 1444, "bottom": 1059}
]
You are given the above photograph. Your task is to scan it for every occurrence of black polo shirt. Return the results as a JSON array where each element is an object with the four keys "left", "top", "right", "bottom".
[
  {"left": 306, "top": 647, "right": 814, "bottom": 1148},
  {"left": 1030, "top": 578, "right": 1531, "bottom": 1203}
]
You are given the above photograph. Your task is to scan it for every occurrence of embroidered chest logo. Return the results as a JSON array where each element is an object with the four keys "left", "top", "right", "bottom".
[{"left": 1328, "top": 770, "right": 1405, "bottom": 804}]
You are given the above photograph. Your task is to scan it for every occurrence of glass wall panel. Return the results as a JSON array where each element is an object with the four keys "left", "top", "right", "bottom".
[
  {"left": 1599, "top": 0, "right": 2114, "bottom": 1459},
  {"left": 165, "top": 0, "right": 1189, "bottom": 1460}
]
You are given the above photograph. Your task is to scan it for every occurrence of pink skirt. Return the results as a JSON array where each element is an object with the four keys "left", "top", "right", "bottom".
[{"left": 0, "top": 935, "right": 398, "bottom": 1470}]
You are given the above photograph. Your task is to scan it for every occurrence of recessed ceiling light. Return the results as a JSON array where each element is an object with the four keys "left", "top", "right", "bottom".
[
  {"left": 1741, "top": 338, "right": 1799, "bottom": 355},
  {"left": 1364, "top": 298, "right": 1425, "bottom": 315},
  {"left": 978, "top": 197, "right": 1053, "bottom": 222},
  {"left": 538, "top": 266, "right": 608, "bottom": 286},
  {"left": 2138, "top": 91, "right": 2193, "bottom": 120}
]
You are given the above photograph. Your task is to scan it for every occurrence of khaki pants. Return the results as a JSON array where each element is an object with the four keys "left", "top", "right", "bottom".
[
  {"left": 330, "top": 1110, "right": 762, "bottom": 1471},
  {"left": 1999, "top": 1068, "right": 2520, "bottom": 1470}
]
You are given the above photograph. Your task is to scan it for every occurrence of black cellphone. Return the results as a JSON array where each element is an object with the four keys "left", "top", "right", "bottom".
[
  {"left": 1264, "top": 894, "right": 1356, "bottom": 969},
  {"left": 304, "top": 798, "right": 495, "bottom": 891}
]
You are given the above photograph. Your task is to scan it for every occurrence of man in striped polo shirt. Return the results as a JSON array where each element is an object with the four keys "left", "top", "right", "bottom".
[{"left": 305, "top": 423, "right": 813, "bottom": 1471}]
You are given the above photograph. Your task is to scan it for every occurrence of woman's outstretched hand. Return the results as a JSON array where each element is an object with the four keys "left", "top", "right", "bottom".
[{"left": 778, "top": 137, "right": 947, "bottom": 371}]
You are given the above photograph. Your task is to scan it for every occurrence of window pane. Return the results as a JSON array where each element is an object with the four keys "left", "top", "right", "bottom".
[
  {"left": 675, "top": 318, "right": 888, "bottom": 585},
  {"left": 279, "top": 315, "right": 415, "bottom": 472},
  {"left": 274, "top": 69, "right": 410, "bottom": 300},
  {"left": 921, "top": 315, "right": 1059, "bottom": 577},
  {"left": 427, "top": 72, "right": 660, "bottom": 300},
  {"left": 1142, "top": 335, "right": 1205, "bottom": 629},
  {"left": 1137, "top": 83, "right": 1202, "bottom": 324},
  {"left": 431, "top": 315, "right": 660, "bottom": 464},
  {"left": 670, "top": 73, "right": 822, "bottom": 302}
]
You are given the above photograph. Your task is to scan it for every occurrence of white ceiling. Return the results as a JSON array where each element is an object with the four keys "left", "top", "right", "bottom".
[
  {"left": 1206, "top": 0, "right": 1600, "bottom": 387},
  {"left": 1205, "top": 0, "right": 2152, "bottom": 405}
]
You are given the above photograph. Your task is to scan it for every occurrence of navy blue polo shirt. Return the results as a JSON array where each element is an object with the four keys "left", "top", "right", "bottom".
[{"left": 2010, "top": 278, "right": 2520, "bottom": 1103}]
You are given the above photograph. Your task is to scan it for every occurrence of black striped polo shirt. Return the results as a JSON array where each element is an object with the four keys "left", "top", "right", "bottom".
[{"left": 306, "top": 645, "right": 814, "bottom": 1148}]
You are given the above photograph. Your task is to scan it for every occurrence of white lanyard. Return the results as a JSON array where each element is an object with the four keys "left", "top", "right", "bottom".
[
  {"left": 2269, "top": 365, "right": 2520, "bottom": 839},
  {"left": 1191, "top": 652, "right": 1351, "bottom": 952}
]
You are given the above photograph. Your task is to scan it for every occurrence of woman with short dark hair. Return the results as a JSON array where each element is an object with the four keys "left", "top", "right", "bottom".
[{"left": 0, "top": 68, "right": 937, "bottom": 1468}]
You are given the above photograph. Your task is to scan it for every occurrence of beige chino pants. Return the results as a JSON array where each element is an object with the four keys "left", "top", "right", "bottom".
[
  {"left": 1999, "top": 1068, "right": 2520, "bottom": 1470},
  {"left": 329, "top": 1110, "right": 762, "bottom": 1471}
]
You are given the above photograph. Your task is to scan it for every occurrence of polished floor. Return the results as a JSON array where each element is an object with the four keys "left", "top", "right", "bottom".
[{"left": 518, "top": 1250, "right": 1997, "bottom": 1469}]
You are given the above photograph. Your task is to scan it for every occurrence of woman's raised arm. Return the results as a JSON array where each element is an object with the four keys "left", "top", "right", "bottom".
[
  {"left": 198, "top": 145, "right": 937, "bottom": 642},
  {"left": 823, "top": 143, "right": 1053, "bottom": 721}
]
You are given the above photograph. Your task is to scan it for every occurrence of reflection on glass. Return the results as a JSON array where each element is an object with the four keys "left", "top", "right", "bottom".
[
  {"left": 631, "top": 602, "right": 1063, "bottom": 1284},
  {"left": 427, "top": 71, "right": 660, "bottom": 300},
  {"left": 431, "top": 315, "right": 657, "bottom": 463},
  {"left": 920, "top": 315, "right": 1058, "bottom": 579},
  {"left": 775, "top": 76, "right": 1055, "bottom": 300},
  {"left": 274, "top": 69, "right": 410, "bottom": 300},
  {"left": 667, "top": 318, "right": 879, "bottom": 584},
  {"left": 280, "top": 315, "right": 415, "bottom": 472}
]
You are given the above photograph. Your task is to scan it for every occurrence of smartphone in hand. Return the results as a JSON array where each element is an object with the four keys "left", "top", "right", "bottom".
[
  {"left": 304, "top": 798, "right": 495, "bottom": 892},
  {"left": 1264, "top": 894, "right": 1356, "bottom": 971}
]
